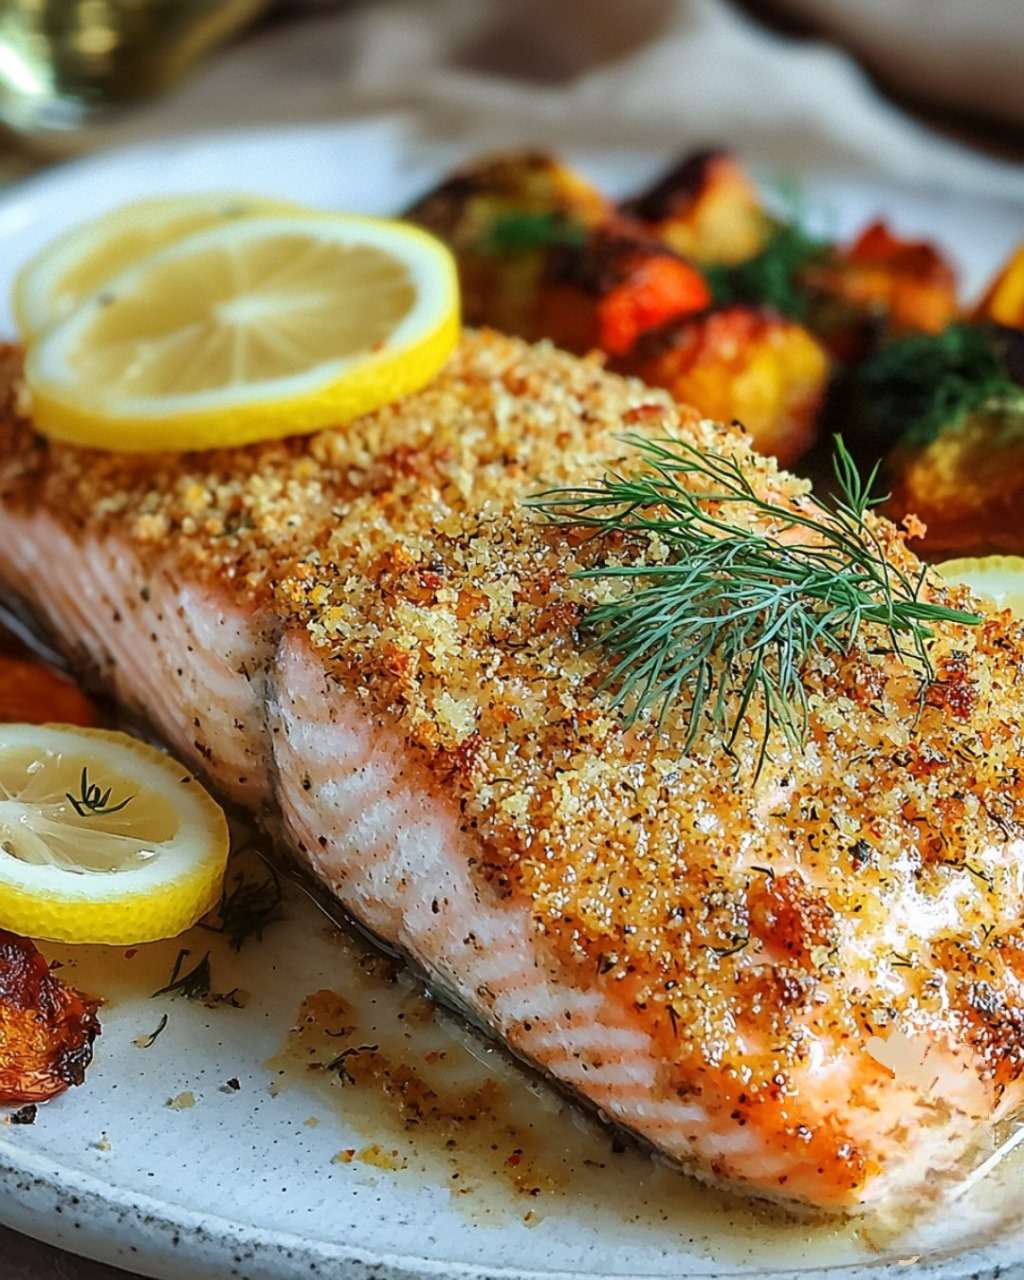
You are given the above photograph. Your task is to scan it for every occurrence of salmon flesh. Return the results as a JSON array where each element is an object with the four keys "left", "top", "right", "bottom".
[{"left": 2, "top": 333, "right": 1023, "bottom": 1211}]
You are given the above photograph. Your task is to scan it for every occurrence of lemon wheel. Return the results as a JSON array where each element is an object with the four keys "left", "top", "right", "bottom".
[
  {"left": 13, "top": 192, "right": 306, "bottom": 341},
  {"left": 0, "top": 724, "right": 229, "bottom": 944},
  {"left": 935, "top": 556, "right": 1024, "bottom": 618},
  {"left": 25, "top": 212, "right": 460, "bottom": 453}
]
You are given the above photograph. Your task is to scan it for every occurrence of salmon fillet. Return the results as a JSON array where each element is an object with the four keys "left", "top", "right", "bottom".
[{"left": 1, "top": 332, "right": 1023, "bottom": 1211}]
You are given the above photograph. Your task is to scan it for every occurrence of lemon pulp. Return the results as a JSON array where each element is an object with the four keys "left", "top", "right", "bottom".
[
  {"left": 0, "top": 724, "right": 229, "bottom": 944},
  {"left": 26, "top": 212, "right": 460, "bottom": 453},
  {"left": 14, "top": 192, "right": 305, "bottom": 341}
]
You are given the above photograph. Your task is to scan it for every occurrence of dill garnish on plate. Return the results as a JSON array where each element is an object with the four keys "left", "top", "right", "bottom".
[
  {"left": 201, "top": 860, "right": 285, "bottom": 950},
  {"left": 528, "top": 435, "right": 980, "bottom": 773}
]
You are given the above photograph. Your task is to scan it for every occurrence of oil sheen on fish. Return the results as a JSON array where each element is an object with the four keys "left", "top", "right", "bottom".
[{"left": 1, "top": 332, "right": 1023, "bottom": 1212}]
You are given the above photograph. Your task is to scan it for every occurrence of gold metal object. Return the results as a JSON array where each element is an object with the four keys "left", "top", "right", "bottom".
[{"left": 0, "top": 0, "right": 269, "bottom": 136}]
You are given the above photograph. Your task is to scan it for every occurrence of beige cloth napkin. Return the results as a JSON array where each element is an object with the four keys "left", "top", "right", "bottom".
[
  {"left": 769, "top": 0, "right": 1024, "bottom": 128},
  {"left": 64, "top": 0, "right": 1024, "bottom": 201}
]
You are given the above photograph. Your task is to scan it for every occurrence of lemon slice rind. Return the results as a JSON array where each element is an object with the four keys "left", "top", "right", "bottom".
[
  {"left": 935, "top": 555, "right": 1024, "bottom": 619},
  {"left": 13, "top": 192, "right": 307, "bottom": 342},
  {"left": 25, "top": 213, "right": 460, "bottom": 453},
  {"left": 0, "top": 724, "right": 229, "bottom": 945}
]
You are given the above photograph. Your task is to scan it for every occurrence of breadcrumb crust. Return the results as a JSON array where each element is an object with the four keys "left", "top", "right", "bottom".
[{"left": 3, "top": 331, "right": 1024, "bottom": 1198}]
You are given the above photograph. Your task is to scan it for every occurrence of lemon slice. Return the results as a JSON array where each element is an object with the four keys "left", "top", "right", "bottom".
[
  {"left": 935, "top": 556, "right": 1024, "bottom": 618},
  {"left": 0, "top": 724, "right": 229, "bottom": 944},
  {"left": 13, "top": 192, "right": 305, "bottom": 342},
  {"left": 25, "top": 213, "right": 460, "bottom": 453}
]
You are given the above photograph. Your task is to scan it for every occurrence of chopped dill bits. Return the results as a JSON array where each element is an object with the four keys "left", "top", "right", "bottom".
[
  {"left": 152, "top": 949, "right": 211, "bottom": 1001},
  {"left": 133, "top": 1013, "right": 169, "bottom": 1048},
  {"left": 202, "top": 860, "right": 285, "bottom": 950}
]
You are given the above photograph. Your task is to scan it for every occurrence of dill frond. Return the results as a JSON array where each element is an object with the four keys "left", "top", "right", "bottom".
[
  {"left": 858, "top": 322, "right": 1024, "bottom": 447},
  {"left": 152, "top": 949, "right": 212, "bottom": 1001},
  {"left": 703, "top": 220, "right": 827, "bottom": 319},
  {"left": 201, "top": 862, "right": 284, "bottom": 951},
  {"left": 66, "top": 766, "right": 133, "bottom": 818},
  {"left": 527, "top": 435, "right": 980, "bottom": 774},
  {"left": 478, "top": 210, "right": 586, "bottom": 256}
]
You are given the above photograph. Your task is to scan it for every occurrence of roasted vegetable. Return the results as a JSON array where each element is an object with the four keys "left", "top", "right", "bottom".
[
  {"left": 806, "top": 221, "right": 957, "bottom": 360},
  {"left": 856, "top": 323, "right": 1024, "bottom": 450},
  {"left": 0, "top": 655, "right": 97, "bottom": 725},
  {"left": 406, "top": 151, "right": 610, "bottom": 337},
  {"left": 408, "top": 153, "right": 709, "bottom": 353},
  {"left": 886, "top": 407, "right": 1024, "bottom": 556},
  {"left": 0, "top": 930, "right": 100, "bottom": 1105},
  {"left": 614, "top": 305, "right": 829, "bottom": 465},
  {"left": 623, "top": 149, "right": 769, "bottom": 266},
  {"left": 975, "top": 244, "right": 1024, "bottom": 329},
  {"left": 857, "top": 323, "right": 1024, "bottom": 555},
  {"left": 534, "top": 223, "right": 710, "bottom": 356}
]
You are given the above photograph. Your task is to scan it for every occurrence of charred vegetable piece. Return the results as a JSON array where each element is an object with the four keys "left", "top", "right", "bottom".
[
  {"left": 613, "top": 305, "right": 829, "bottom": 465},
  {"left": 886, "top": 406, "right": 1024, "bottom": 556},
  {"left": 406, "top": 150, "right": 609, "bottom": 245},
  {"left": 0, "top": 930, "right": 100, "bottom": 1105},
  {"left": 623, "top": 149, "right": 769, "bottom": 266},
  {"left": 856, "top": 323, "right": 1024, "bottom": 450},
  {"left": 535, "top": 222, "right": 710, "bottom": 356},
  {"left": 807, "top": 220, "right": 957, "bottom": 360},
  {"left": 975, "top": 244, "right": 1024, "bottom": 328},
  {"left": 863, "top": 324, "right": 1024, "bottom": 556},
  {"left": 406, "top": 151, "right": 609, "bottom": 338},
  {"left": 0, "top": 655, "right": 97, "bottom": 726}
]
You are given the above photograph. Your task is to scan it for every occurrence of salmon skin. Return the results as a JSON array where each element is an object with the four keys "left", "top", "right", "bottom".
[{"left": 2, "top": 332, "right": 1023, "bottom": 1212}]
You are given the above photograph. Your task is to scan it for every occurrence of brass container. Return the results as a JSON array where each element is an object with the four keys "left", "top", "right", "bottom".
[{"left": 0, "top": 0, "right": 270, "bottom": 136}]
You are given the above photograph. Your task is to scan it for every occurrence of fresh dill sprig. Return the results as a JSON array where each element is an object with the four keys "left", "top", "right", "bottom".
[
  {"left": 152, "top": 949, "right": 212, "bottom": 1001},
  {"left": 527, "top": 435, "right": 980, "bottom": 775},
  {"left": 66, "top": 766, "right": 133, "bottom": 818},
  {"left": 703, "top": 220, "right": 828, "bottom": 319},
  {"left": 201, "top": 862, "right": 284, "bottom": 950},
  {"left": 478, "top": 210, "right": 586, "bottom": 256},
  {"left": 858, "top": 322, "right": 1024, "bottom": 447}
]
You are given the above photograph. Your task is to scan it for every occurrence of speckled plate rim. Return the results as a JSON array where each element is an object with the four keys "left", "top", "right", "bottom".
[
  {"left": 2, "top": 1138, "right": 1022, "bottom": 1280},
  {"left": 1, "top": 119, "right": 1024, "bottom": 1280}
]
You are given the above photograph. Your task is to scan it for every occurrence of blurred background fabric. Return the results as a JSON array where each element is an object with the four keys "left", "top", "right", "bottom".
[
  {"left": 9, "top": 0, "right": 1022, "bottom": 200},
  {"left": 761, "top": 0, "right": 1024, "bottom": 131}
]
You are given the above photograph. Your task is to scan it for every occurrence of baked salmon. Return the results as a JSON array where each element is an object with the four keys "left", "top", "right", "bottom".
[{"left": 1, "top": 332, "right": 1023, "bottom": 1212}]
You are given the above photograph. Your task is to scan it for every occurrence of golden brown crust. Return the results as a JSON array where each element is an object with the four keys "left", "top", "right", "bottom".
[{"left": 4, "top": 330, "right": 1024, "bottom": 1196}]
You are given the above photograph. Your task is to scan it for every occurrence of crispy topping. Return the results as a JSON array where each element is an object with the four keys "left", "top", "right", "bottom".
[{"left": 3, "top": 331, "right": 1024, "bottom": 1114}]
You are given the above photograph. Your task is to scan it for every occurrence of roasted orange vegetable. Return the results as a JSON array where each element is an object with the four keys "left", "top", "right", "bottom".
[
  {"left": 0, "top": 929, "right": 101, "bottom": 1105},
  {"left": 975, "top": 244, "right": 1024, "bottom": 329},
  {"left": 0, "top": 655, "right": 97, "bottom": 726},
  {"left": 624, "top": 149, "right": 769, "bottom": 266},
  {"left": 886, "top": 408, "right": 1024, "bottom": 557},
  {"left": 407, "top": 150, "right": 609, "bottom": 245},
  {"left": 614, "top": 306, "right": 829, "bottom": 466},
  {"left": 536, "top": 223, "right": 710, "bottom": 356},
  {"left": 807, "top": 220, "right": 957, "bottom": 359},
  {"left": 406, "top": 151, "right": 610, "bottom": 337}
]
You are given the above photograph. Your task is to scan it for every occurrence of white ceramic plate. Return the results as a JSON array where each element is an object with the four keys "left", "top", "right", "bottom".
[{"left": 1, "top": 119, "right": 1023, "bottom": 1280}]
